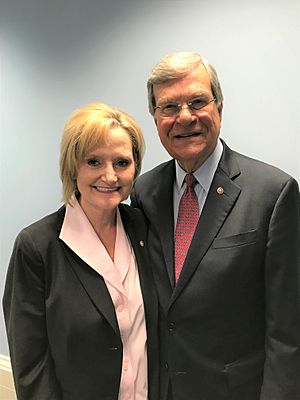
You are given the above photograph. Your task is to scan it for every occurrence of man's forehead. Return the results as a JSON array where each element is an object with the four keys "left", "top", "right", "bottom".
[{"left": 153, "top": 65, "right": 212, "bottom": 101}]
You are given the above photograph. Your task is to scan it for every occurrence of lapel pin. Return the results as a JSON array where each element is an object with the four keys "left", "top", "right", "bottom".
[
  {"left": 139, "top": 240, "right": 145, "bottom": 247},
  {"left": 216, "top": 186, "right": 224, "bottom": 195}
]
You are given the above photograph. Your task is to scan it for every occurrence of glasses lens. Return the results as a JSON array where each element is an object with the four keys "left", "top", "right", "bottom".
[
  {"left": 189, "top": 97, "right": 210, "bottom": 110},
  {"left": 157, "top": 97, "right": 215, "bottom": 117},
  {"left": 161, "top": 103, "right": 180, "bottom": 116}
]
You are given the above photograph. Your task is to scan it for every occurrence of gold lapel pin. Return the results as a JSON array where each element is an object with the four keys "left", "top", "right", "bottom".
[
  {"left": 216, "top": 186, "right": 224, "bottom": 195},
  {"left": 139, "top": 240, "right": 145, "bottom": 247}
]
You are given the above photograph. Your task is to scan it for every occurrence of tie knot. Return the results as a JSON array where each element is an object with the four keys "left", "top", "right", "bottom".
[{"left": 185, "top": 174, "right": 197, "bottom": 189}]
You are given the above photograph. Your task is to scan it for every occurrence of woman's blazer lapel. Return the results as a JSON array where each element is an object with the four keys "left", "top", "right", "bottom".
[
  {"left": 119, "top": 203, "right": 159, "bottom": 398},
  {"left": 56, "top": 206, "right": 120, "bottom": 336},
  {"left": 118, "top": 204, "right": 158, "bottom": 331},
  {"left": 57, "top": 204, "right": 158, "bottom": 338}
]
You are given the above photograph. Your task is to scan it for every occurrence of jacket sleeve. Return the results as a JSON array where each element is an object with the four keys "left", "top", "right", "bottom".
[
  {"left": 2, "top": 229, "right": 61, "bottom": 400},
  {"left": 260, "top": 177, "right": 300, "bottom": 399}
]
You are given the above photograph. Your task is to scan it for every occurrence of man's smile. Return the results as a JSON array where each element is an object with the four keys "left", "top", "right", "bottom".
[{"left": 173, "top": 131, "right": 202, "bottom": 139}]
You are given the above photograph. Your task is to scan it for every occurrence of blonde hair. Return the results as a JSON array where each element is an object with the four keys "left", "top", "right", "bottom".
[
  {"left": 147, "top": 51, "right": 224, "bottom": 115},
  {"left": 60, "top": 102, "right": 145, "bottom": 204}
]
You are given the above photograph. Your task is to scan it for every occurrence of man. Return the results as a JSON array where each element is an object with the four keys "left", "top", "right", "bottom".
[{"left": 131, "top": 52, "right": 300, "bottom": 400}]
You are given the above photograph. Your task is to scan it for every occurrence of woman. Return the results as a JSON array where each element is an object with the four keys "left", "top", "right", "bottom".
[{"left": 3, "top": 103, "right": 159, "bottom": 400}]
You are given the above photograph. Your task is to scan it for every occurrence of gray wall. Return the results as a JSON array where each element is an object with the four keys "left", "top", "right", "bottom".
[{"left": 1, "top": 0, "right": 299, "bottom": 355}]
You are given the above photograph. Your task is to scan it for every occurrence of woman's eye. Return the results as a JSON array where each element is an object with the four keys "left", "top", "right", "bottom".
[
  {"left": 115, "top": 159, "right": 130, "bottom": 168},
  {"left": 86, "top": 158, "right": 100, "bottom": 167}
]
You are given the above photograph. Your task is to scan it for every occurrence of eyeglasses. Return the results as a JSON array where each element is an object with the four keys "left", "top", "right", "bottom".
[{"left": 154, "top": 97, "right": 216, "bottom": 118}]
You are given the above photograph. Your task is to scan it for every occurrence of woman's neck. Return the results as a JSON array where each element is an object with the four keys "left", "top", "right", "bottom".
[
  {"left": 94, "top": 221, "right": 117, "bottom": 261},
  {"left": 79, "top": 201, "right": 118, "bottom": 261}
]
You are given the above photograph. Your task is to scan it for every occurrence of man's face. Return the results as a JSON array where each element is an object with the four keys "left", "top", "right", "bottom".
[{"left": 153, "top": 64, "right": 222, "bottom": 172}]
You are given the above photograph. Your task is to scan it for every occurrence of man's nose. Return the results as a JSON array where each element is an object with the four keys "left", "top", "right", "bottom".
[{"left": 176, "top": 105, "right": 195, "bottom": 124}]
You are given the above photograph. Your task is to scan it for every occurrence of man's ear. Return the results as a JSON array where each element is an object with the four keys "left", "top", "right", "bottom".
[{"left": 218, "top": 103, "right": 223, "bottom": 121}]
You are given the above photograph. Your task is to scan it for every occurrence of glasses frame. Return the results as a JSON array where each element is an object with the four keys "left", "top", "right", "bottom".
[{"left": 154, "top": 97, "right": 216, "bottom": 118}]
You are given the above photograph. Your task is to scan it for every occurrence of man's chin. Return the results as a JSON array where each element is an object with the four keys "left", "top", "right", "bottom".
[{"left": 173, "top": 146, "right": 215, "bottom": 171}]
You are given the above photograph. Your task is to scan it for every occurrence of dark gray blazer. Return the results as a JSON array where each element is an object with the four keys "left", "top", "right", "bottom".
[
  {"left": 131, "top": 141, "right": 300, "bottom": 400},
  {"left": 3, "top": 204, "right": 159, "bottom": 400}
]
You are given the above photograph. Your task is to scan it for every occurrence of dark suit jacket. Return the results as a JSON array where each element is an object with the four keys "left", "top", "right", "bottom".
[
  {"left": 131, "top": 141, "right": 300, "bottom": 400},
  {"left": 3, "top": 204, "right": 159, "bottom": 400}
]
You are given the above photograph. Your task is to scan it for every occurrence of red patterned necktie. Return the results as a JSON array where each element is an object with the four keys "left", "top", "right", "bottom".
[{"left": 174, "top": 174, "right": 199, "bottom": 282}]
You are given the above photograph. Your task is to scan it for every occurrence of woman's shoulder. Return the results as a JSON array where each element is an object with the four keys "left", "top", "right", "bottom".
[
  {"left": 119, "top": 203, "right": 148, "bottom": 229},
  {"left": 16, "top": 205, "right": 65, "bottom": 245},
  {"left": 119, "top": 202, "right": 145, "bottom": 219}
]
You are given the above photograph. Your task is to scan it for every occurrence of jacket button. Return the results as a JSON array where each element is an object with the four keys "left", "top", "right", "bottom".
[{"left": 168, "top": 322, "right": 175, "bottom": 332}]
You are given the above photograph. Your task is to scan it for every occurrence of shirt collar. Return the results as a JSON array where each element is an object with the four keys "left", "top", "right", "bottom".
[
  {"left": 175, "top": 138, "right": 223, "bottom": 192},
  {"left": 59, "top": 197, "right": 130, "bottom": 295}
]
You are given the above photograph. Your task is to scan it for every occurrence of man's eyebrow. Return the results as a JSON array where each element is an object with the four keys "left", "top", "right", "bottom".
[{"left": 158, "top": 91, "right": 212, "bottom": 104}]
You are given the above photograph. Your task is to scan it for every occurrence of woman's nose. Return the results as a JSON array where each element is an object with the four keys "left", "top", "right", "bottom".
[{"left": 102, "top": 166, "right": 118, "bottom": 183}]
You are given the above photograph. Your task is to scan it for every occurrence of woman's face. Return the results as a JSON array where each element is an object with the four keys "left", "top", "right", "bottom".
[{"left": 76, "top": 127, "right": 135, "bottom": 218}]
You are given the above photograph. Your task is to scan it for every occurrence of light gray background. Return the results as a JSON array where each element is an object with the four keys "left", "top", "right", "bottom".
[{"left": 1, "top": 0, "right": 299, "bottom": 356}]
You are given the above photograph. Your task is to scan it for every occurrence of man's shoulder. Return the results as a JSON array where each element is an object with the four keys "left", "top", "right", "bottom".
[
  {"left": 233, "top": 150, "right": 293, "bottom": 183},
  {"left": 136, "top": 159, "right": 174, "bottom": 185},
  {"left": 131, "top": 160, "right": 174, "bottom": 206},
  {"left": 222, "top": 141, "right": 295, "bottom": 185}
]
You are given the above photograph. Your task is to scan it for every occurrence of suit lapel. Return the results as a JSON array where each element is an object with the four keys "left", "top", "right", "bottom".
[
  {"left": 171, "top": 142, "right": 242, "bottom": 305},
  {"left": 150, "top": 161, "right": 176, "bottom": 285}
]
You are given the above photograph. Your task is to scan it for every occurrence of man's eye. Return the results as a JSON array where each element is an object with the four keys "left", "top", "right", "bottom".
[
  {"left": 87, "top": 158, "right": 100, "bottom": 167},
  {"left": 190, "top": 98, "right": 206, "bottom": 109},
  {"left": 162, "top": 103, "right": 178, "bottom": 112}
]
